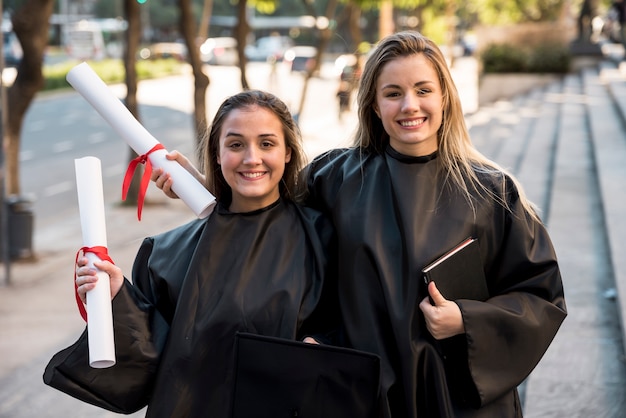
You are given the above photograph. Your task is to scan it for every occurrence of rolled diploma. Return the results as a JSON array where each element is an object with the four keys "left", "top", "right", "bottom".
[
  {"left": 75, "top": 157, "right": 116, "bottom": 369},
  {"left": 66, "top": 62, "right": 216, "bottom": 219}
]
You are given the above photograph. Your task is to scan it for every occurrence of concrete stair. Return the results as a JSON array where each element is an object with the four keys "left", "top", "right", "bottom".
[{"left": 467, "top": 60, "right": 626, "bottom": 416}]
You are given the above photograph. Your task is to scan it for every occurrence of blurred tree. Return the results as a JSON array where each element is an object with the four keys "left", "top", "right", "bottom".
[
  {"left": 177, "top": 0, "right": 210, "bottom": 145},
  {"left": 294, "top": 0, "right": 339, "bottom": 121},
  {"left": 197, "top": 0, "right": 214, "bottom": 40},
  {"left": 471, "top": 0, "right": 566, "bottom": 24},
  {"left": 122, "top": 0, "right": 143, "bottom": 205},
  {"left": 577, "top": 0, "right": 599, "bottom": 41},
  {"left": 6, "top": 0, "right": 54, "bottom": 196},
  {"left": 94, "top": 0, "right": 123, "bottom": 17},
  {"left": 234, "top": 0, "right": 250, "bottom": 89}
]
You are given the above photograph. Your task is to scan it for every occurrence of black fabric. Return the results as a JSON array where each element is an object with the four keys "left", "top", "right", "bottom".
[
  {"left": 44, "top": 199, "right": 339, "bottom": 418},
  {"left": 231, "top": 332, "right": 380, "bottom": 418},
  {"left": 305, "top": 146, "right": 567, "bottom": 418}
]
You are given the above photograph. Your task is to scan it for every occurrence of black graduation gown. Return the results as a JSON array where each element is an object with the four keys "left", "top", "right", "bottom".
[
  {"left": 305, "top": 146, "right": 567, "bottom": 418},
  {"left": 44, "top": 199, "right": 337, "bottom": 417}
]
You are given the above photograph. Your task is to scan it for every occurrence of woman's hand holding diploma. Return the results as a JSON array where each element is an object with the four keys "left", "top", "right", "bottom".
[
  {"left": 76, "top": 257, "right": 124, "bottom": 304},
  {"left": 151, "top": 150, "right": 206, "bottom": 199},
  {"left": 66, "top": 62, "right": 216, "bottom": 220}
]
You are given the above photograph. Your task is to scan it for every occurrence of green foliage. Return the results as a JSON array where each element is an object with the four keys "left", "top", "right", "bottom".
[
  {"left": 42, "top": 59, "right": 184, "bottom": 91},
  {"left": 481, "top": 43, "right": 529, "bottom": 73},
  {"left": 480, "top": 42, "right": 571, "bottom": 73},
  {"left": 471, "top": 0, "right": 565, "bottom": 24},
  {"left": 250, "top": 0, "right": 278, "bottom": 14},
  {"left": 418, "top": 7, "right": 449, "bottom": 45},
  {"left": 527, "top": 43, "right": 571, "bottom": 73}
]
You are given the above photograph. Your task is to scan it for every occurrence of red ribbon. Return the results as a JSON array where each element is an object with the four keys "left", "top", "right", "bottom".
[
  {"left": 74, "top": 246, "right": 115, "bottom": 322},
  {"left": 122, "top": 143, "right": 165, "bottom": 221}
]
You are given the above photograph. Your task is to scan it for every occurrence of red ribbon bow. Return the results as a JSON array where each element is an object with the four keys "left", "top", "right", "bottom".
[
  {"left": 122, "top": 143, "right": 165, "bottom": 221},
  {"left": 74, "top": 246, "right": 115, "bottom": 322}
]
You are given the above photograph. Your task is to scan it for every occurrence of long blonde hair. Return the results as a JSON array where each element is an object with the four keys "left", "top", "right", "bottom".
[{"left": 356, "top": 31, "right": 539, "bottom": 220}]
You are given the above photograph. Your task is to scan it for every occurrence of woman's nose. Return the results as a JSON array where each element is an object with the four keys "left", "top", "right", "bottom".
[
  {"left": 243, "top": 146, "right": 262, "bottom": 164},
  {"left": 401, "top": 94, "right": 420, "bottom": 113}
]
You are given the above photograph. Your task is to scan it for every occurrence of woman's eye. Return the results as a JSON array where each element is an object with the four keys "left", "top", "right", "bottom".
[{"left": 228, "top": 142, "right": 242, "bottom": 149}]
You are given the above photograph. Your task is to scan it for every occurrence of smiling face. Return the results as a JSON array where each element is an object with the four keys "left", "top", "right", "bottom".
[
  {"left": 217, "top": 105, "right": 292, "bottom": 212},
  {"left": 374, "top": 53, "right": 443, "bottom": 157}
]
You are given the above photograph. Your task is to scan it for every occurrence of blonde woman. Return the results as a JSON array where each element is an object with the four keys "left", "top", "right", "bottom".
[{"left": 304, "top": 31, "right": 566, "bottom": 417}]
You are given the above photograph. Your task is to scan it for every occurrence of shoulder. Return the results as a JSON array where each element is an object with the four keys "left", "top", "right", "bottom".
[
  {"left": 307, "top": 147, "right": 367, "bottom": 175},
  {"left": 147, "top": 218, "right": 207, "bottom": 253},
  {"left": 285, "top": 201, "right": 335, "bottom": 247},
  {"left": 284, "top": 200, "right": 331, "bottom": 229},
  {"left": 473, "top": 165, "right": 520, "bottom": 198},
  {"left": 306, "top": 147, "right": 386, "bottom": 185}
]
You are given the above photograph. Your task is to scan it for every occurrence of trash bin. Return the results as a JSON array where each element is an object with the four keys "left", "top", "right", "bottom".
[{"left": 0, "top": 195, "right": 35, "bottom": 260}]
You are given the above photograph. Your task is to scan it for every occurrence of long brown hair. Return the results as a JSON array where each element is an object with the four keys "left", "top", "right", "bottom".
[{"left": 198, "top": 90, "right": 307, "bottom": 204}]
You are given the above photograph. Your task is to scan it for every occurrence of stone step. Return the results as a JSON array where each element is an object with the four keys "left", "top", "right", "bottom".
[
  {"left": 468, "top": 63, "right": 626, "bottom": 415},
  {"left": 531, "top": 64, "right": 626, "bottom": 416},
  {"left": 584, "top": 62, "right": 626, "bottom": 354}
]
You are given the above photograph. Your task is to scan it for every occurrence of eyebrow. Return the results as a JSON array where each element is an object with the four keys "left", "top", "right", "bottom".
[
  {"left": 380, "top": 80, "right": 436, "bottom": 90},
  {"left": 223, "top": 131, "right": 279, "bottom": 139}
]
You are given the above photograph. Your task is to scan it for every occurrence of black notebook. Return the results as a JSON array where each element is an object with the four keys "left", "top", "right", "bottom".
[
  {"left": 230, "top": 332, "right": 381, "bottom": 418},
  {"left": 422, "top": 237, "right": 489, "bottom": 302}
]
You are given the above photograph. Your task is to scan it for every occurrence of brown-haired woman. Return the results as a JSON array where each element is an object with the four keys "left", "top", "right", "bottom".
[{"left": 45, "top": 91, "right": 339, "bottom": 417}]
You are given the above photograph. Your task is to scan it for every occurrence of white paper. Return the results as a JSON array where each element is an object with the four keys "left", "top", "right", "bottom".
[
  {"left": 67, "top": 62, "right": 216, "bottom": 219},
  {"left": 75, "top": 157, "right": 116, "bottom": 369}
]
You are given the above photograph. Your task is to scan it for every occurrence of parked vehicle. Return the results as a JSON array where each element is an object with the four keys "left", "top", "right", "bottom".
[
  {"left": 139, "top": 42, "right": 187, "bottom": 61},
  {"left": 284, "top": 46, "right": 317, "bottom": 73},
  {"left": 66, "top": 21, "right": 106, "bottom": 61},
  {"left": 200, "top": 37, "right": 238, "bottom": 65},
  {"left": 245, "top": 35, "right": 294, "bottom": 62},
  {"left": 65, "top": 19, "right": 126, "bottom": 61},
  {"left": 3, "top": 30, "right": 22, "bottom": 67}
]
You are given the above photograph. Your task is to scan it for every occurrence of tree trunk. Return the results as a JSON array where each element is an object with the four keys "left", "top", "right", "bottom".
[
  {"left": 347, "top": 1, "right": 362, "bottom": 52},
  {"left": 235, "top": 0, "right": 250, "bottom": 90},
  {"left": 122, "top": 0, "right": 143, "bottom": 206},
  {"left": 295, "top": 0, "right": 339, "bottom": 120},
  {"left": 6, "top": 0, "right": 54, "bottom": 196},
  {"left": 178, "top": 0, "right": 211, "bottom": 146},
  {"left": 198, "top": 0, "right": 214, "bottom": 41}
]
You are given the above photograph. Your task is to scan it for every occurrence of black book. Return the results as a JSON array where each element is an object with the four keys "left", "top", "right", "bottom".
[
  {"left": 422, "top": 237, "right": 489, "bottom": 302},
  {"left": 230, "top": 332, "right": 381, "bottom": 418}
]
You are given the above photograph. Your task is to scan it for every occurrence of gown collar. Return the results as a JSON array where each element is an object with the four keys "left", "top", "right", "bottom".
[
  {"left": 216, "top": 198, "right": 282, "bottom": 216},
  {"left": 385, "top": 144, "right": 438, "bottom": 164}
]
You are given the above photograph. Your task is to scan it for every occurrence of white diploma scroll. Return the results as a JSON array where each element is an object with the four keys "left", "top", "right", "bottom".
[
  {"left": 66, "top": 62, "right": 216, "bottom": 219},
  {"left": 75, "top": 157, "right": 116, "bottom": 369}
]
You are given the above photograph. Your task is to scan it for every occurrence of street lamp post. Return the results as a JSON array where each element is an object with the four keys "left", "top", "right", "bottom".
[{"left": 0, "top": 0, "right": 11, "bottom": 286}]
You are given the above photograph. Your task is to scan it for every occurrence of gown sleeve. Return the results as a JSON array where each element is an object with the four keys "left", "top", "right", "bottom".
[
  {"left": 292, "top": 204, "right": 340, "bottom": 344},
  {"left": 43, "top": 238, "right": 171, "bottom": 414},
  {"left": 450, "top": 175, "right": 567, "bottom": 407}
]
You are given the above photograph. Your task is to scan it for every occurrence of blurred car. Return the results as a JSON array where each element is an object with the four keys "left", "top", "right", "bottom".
[
  {"left": 334, "top": 53, "right": 359, "bottom": 78},
  {"left": 138, "top": 42, "right": 187, "bottom": 61},
  {"left": 200, "top": 37, "right": 238, "bottom": 65},
  {"left": 284, "top": 46, "right": 317, "bottom": 73},
  {"left": 3, "top": 30, "right": 23, "bottom": 67},
  {"left": 245, "top": 35, "right": 294, "bottom": 62}
]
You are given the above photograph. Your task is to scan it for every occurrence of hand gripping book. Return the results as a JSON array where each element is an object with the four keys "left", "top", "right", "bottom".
[
  {"left": 422, "top": 237, "right": 489, "bottom": 302},
  {"left": 230, "top": 332, "right": 381, "bottom": 418}
]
